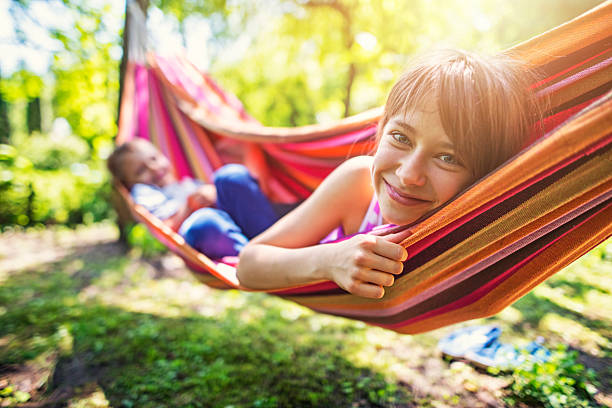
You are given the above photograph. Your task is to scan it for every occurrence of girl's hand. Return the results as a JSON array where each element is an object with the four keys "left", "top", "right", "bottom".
[
  {"left": 187, "top": 184, "right": 217, "bottom": 210},
  {"left": 324, "top": 231, "right": 409, "bottom": 299}
]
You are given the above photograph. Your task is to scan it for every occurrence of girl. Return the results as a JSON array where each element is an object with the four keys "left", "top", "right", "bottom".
[
  {"left": 236, "top": 49, "right": 542, "bottom": 298},
  {"left": 107, "top": 139, "right": 288, "bottom": 258}
]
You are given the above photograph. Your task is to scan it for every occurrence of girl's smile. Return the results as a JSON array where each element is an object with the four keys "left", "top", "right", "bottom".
[
  {"left": 372, "top": 97, "right": 473, "bottom": 226},
  {"left": 383, "top": 179, "right": 432, "bottom": 207}
]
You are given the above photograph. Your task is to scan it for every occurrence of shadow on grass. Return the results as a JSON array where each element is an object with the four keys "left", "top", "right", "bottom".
[
  {"left": 0, "top": 246, "right": 413, "bottom": 407},
  {"left": 546, "top": 279, "right": 610, "bottom": 299},
  {"left": 511, "top": 292, "right": 609, "bottom": 333}
]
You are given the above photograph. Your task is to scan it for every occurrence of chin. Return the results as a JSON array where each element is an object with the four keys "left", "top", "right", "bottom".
[{"left": 379, "top": 200, "right": 423, "bottom": 226}]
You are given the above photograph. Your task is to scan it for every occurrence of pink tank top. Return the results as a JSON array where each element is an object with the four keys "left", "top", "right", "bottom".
[{"left": 320, "top": 195, "right": 385, "bottom": 243}]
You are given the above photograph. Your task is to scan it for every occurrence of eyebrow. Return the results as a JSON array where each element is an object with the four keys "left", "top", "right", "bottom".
[
  {"left": 391, "top": 120, "right": 417, "bottom": 135},
  {"left": 390, "top": 120, "right": 457, "bottom": 150}
]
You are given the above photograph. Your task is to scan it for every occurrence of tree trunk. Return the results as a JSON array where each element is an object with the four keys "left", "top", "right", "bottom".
[
  {"left": 304, "top": 1, "right": 355, "bottom": 117},
  {"left": 343, "top": 63, "right": 356, "bottom": 118},
  {"left": 0, "top": 84, "right": 10, "bottom": 144},
  {"left": 26, "top": 97, "right": 41, "bottom": 134},
  {"left": 115, "top": 0, "right": 149, "bottom": 243}
]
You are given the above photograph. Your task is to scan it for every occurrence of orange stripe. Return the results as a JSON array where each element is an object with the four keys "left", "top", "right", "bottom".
[
  {"left": 117, "top": 62, "right": 136, "bottom": 145},
  {"left": 396, "top": 204, "right": 612, "bottom": 334},
  {"left": 548, "top": 64, "right": 612, "bottom": 110}
]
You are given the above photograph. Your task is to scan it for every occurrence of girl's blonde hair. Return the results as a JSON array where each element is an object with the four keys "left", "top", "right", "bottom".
[
  {"left": 107, "top": 138, "right": 150, "bottom": 187},
  {"left": 377, "top": 49, "right": 544, "bottom": 180}
]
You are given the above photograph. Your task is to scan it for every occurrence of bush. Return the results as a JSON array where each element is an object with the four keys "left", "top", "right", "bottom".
[
  {"left": 504, "top": 345, "right": 600, "bottom": 408},
  {"left": 17, "top": 132, "right": 90, "bottom": 170},
  {"left": 125, "top": 223, "right": 167, "bottom": 257},
  {"left": 0, "top": 142, "right": 113, "bottom": 228}
]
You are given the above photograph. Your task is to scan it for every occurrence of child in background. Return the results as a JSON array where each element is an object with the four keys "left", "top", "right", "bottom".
[
  {"left": 107, "top": 139, "right": 282, "bottom": 258},
  {"left": 237, "top": 49, "right": 543, "bottom": 298}
]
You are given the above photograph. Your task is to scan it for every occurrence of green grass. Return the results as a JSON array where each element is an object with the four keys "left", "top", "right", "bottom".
[{"left": 0, "top": 225, "right": 610, "bottom": 407}]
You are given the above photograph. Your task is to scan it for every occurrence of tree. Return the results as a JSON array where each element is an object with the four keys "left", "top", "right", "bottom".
[
  {"left": 51, "top": 1, "right": 121, "bottom": 147},
  {"left": 26, "top": 97, "right": 41, "bottom": 134},
  {"left": 0, "top": 70, "right": 10, "bottom": 144},
  {"left": 302, "top": 0, "right": 356, "bottom": 117}
]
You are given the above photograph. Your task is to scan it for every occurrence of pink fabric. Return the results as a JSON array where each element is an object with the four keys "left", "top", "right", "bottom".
[
  {"left": 148, "top": 75, "right": 192, "bottom": 179},
  {"left": 321, "top": 195, "right": 385, "bottom": 243},
  {"left": 536, "top": 55, "right": 612, "bottom": 97},
  {"left": 531, "top": 47, "right": 612, "bottom": 90},
  {"left": 280, "top": 125, "right": 377, "bottom": 151},
  {"left": 134, "top": 65, "right": 150, "bottom": 141}
]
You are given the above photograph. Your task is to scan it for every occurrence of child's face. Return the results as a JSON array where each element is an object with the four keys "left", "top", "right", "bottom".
[
  {"left": 122, "top": 141, "right": 176, "bottom": 188},
  {"left": 372, "top": 98, "right": 472, "bottom": 226}
]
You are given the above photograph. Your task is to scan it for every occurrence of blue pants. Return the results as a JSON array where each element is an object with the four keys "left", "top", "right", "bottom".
[{"left": 178, "top": 164, "right": 279, "bottom": 258}]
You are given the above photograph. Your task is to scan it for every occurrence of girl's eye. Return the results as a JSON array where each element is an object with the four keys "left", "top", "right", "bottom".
[
  {"left": 439, "top": 154, "right": 459, "bottom": 165},
  {"left": 391, "top": 131, "right": 411, "bottom": 145}
]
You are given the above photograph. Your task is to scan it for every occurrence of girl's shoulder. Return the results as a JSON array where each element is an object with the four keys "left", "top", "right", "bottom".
[
  {"left": 324, "top": 156, "right": 374, "bottom": 234},
  {"left": 331, "top": 155, "right": 373, "bottom": 183},
  {"left": 320, "top": 156, "right": 373, "bottom": 198},
  {"left": 339, "top": 155, "right": 374, "bottom": 169}
]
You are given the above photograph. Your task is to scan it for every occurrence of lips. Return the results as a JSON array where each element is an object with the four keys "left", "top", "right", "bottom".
[{"left": 384, "top": 180, "right": 431, "bottom": 206}]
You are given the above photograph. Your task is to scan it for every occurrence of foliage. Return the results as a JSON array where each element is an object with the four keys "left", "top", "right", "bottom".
[
  {"left": 1, "top": 69, "right": 43, "bottom": 103},
  {"left": 1, "top": 230, "right": 610, "bottom": 406},
  {"left": 504, "top": 346, "right": 600, "bottom": 408},
  {"left": 125, "top": 223, "right": 168, "bottom": 258},
  {"left": 0, "top": 231, "right": 412, "bottom": 407},
  {"left": 17, "top": 133, "right": 90, "bottom": 170},
  {"left": 0, "top": 143, "right": 112, "bottom": 227},
  {"left": 1, "top": 0, "right": 606, "bottom": 229},
  {"left": 50, "top": 1, "right": 120, "bottom": 148},
  {"left": 211, "top": 0, "right": 605, "bottom": 126}
]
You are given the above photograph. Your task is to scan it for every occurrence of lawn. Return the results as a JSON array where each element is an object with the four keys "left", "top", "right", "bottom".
[{"left": 0, "top": 223, "right": 610, "bottom": 407}]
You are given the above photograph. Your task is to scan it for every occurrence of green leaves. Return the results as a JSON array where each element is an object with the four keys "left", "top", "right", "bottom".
[{"left": 505, "top": 346, "right": 600, "bottom": 408}]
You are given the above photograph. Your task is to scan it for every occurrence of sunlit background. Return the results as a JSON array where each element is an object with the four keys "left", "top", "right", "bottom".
[
  {"left": 0, "top": 0, "right": 605, "bottom": 228},
  {"left": 1, "top": 2, "right": 611, "bottom": 406}
]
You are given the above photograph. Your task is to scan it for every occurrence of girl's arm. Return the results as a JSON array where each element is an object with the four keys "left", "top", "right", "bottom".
[
  {"left": 237, "top": 156, "right": 408, "bottom": 299},
  {"left": 165, "top": 185, "right": 217, "bottom": 231},
  {"left": 162, "top": 203, "right": 192, "bottom": 231}
]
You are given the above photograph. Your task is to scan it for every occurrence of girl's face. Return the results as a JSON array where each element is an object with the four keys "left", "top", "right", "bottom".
[
  {"left": 122, "top": 142, "right": 176, "bottom": 188},
  {"left": 372, "top": 98, "right": 472, "bottom": 226}
]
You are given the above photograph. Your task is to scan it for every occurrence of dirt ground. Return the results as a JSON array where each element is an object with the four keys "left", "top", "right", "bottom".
[{"left": 1, "top": 224, "right": 608, "bottom": 407}]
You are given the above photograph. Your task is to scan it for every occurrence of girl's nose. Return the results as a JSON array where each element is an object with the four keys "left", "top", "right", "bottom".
[
  {"left": 396, "top": 152, "right": 427, "bottom": 187},
  {"left": 145, "top": 159, "right": 159, "bottom": 171}
]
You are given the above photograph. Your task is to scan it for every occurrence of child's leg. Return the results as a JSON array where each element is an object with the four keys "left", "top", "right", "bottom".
[
  {"left": 178, "top": 207, "right": 248, "bottom": 258},
  {"left": 213, "top": 164, "right": 278, "bottom": 238}
]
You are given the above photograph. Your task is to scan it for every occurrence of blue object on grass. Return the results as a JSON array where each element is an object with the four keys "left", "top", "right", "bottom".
[
  {"left": 464, "top": 337, "right": 551, "bottom": 369},
  {"left": 437, "top": 325, "right": 501, "bottom": 359}
]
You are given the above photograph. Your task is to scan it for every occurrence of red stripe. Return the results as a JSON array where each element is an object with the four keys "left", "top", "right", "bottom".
[
  {"left": 384, "top": 202, "right": 611, "bottom": 329},
  {"left": 531, "top": 47, "right": 612, "bottom": 90}
]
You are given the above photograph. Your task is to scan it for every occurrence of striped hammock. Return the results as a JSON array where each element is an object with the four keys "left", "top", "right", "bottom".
[{"left": 115, "top": 1, "right": 612, "bottom": 334}]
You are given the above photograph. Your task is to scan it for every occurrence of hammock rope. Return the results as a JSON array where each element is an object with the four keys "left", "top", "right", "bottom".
[{"left": 115, "top": 0, "right": 612, "bottom": 334}]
